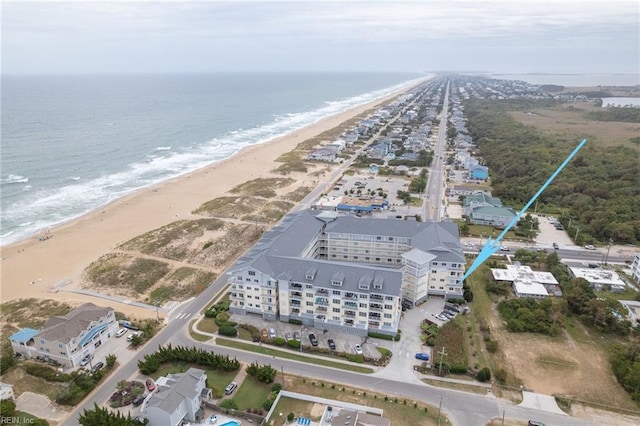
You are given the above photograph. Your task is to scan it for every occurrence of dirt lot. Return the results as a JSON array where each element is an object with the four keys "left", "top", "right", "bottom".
[
  {"left": 509, "top": 102, "right": 640, "bottom": 152},
  {"left": 484, "top": 303, "right": 638, "bottom": 411}
]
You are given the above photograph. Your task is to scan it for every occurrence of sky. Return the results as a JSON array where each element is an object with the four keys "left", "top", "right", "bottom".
[{"left": 2, "top": 0, "right": 639, "bottom": 76}]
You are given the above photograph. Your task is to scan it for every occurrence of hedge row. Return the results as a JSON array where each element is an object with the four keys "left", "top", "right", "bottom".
[{"left": 138, "top": 345, "right": 240, "bottom": 375}]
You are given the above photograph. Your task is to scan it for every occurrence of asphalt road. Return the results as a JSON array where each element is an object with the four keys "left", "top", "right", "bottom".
[{"left": 424, "top": 81, "right": 449, "bottom": 222}]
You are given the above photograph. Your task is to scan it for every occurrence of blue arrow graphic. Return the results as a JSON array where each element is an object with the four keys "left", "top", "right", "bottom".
[{"left": 460, "top": 138, "right": 587, "bottom": 282}]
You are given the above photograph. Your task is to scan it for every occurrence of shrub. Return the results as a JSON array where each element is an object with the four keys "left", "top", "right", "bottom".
[
  {"left": 137, "top": 345, "right": 240, "bottom": 374},
  {"left": 246, "top": 362, "right": 277, "bottom": 384},
  {"left": 220, "top": 399, "right": 238, "bottom": 409},
  {"left": 24, "top": 364, "right": 72, "bottom": 382},
  {"left": 287, "top": 340, "right": 301, "bottom": 349},
  {"left": 271, "top": 383, "right": 282, "bottom": 392},
  {"left": 273, "top": 337, "right": 286, "bottom": 346},
  {"left": 494, "top": 368, "right": 507, "bottom": 384},
  {"left": 347, "top": 354, "right": 365, "bottom": 363},
  {"left": 477, "top": 367, "right": 491, "bottom": 382},
  {"left": 218, "top": 325, "right": 238, "bottom": 337},
  {"left": 288, "top": 413, "right": 295, "bottom": 421},
  {"left": 288, "top": 318, "right": 303, "bottom": 325},
  {"left": 486, "top": 340, "right": 499, "bottom": 353}
]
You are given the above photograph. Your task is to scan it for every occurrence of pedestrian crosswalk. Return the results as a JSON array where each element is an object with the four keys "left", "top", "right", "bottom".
[{"left": 174, "top": 312, "right": 193, "bottom": 320}]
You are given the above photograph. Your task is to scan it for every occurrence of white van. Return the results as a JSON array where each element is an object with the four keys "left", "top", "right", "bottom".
[{"left": 116, "top": 328, "right": 127, "bottom": 338}]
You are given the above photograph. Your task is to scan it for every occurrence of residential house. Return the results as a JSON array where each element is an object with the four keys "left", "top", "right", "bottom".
[
  {"left": 307, "top": 147, "right": 338, "bottom": 162},
  {"left": 144, "top": 368, "right": 211, "bottom": 426},
  {"left": 9, "top": 303, "right": 118, "bottom": 367},
  {"left": 568, "top": 267, "right": 627, "bottom": 292},
  {"left": 470, "top": 165, "right": 488, "bottom": 180},
  {"left": 462, "top": 192, "right": 502, "bottom": 217},
  {"left": 469, "top": 206, "right": 517, "bottom": 228}
]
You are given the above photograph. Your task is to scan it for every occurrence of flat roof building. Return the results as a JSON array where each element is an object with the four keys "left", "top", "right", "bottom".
[
  {"left": 568, "top": 267, "right": 627, "bottom": 292},
  {"left": 491, "top": 264, "right": 560, "bottom": 298}
]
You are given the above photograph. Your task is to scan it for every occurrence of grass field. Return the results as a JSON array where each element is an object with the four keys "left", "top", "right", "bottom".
[
  {"left": 232, "top": 375, "right": 273, "bottom": 410},
  {"left": 215, "top": 338, "right": 374, "bottom": 374},
  {"left": 509, "top": 102, "right": 640, "bottom": 152},
  {"left": 230, "top": 177, "right": 295, "bottom": 198},
  {"left": 0, "top": 298, "right": 72, "bottom": 329}
]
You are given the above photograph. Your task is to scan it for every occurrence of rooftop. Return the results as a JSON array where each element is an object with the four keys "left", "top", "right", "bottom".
[{"left": 37, "top": 303, "right": 113, "bottom": 344}]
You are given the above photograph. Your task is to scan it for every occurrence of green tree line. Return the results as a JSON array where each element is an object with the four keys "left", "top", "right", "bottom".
[{"left": 464, "top": 99, "right": 640, "bottom": 244}]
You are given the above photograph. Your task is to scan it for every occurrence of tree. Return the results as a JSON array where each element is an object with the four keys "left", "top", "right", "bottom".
[
  {"left": 79, "top": 404, "right": 148, "bottom": 425},
  {"left": 106, "top": 354, "right": 117, "bottom": 368},
  {"left": 0, "top": 399, "right": 16, "bottom": 418},
  {"left": 477, "top": 367, "right": 491, "bottom": 382}
]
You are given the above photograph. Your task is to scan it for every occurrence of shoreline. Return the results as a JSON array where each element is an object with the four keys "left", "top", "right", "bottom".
[{"left": 0, "top": 78, "right": 429, "bottom": 317}]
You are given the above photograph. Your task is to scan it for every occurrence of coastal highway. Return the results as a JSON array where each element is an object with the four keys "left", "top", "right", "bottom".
[
  {"left": 62, "top": 262, "right": 604, "bottom": 426},
  {"left": 424, "top": 81, "right": 449, "bottom": 222}
]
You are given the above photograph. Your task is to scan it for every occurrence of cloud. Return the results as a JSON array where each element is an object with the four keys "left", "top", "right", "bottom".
[{"left": 2, "top": 0, "right": 638, "bottom": 73}]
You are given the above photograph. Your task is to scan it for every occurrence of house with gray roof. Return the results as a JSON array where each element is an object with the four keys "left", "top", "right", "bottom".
[
  {"left": 9, "top": 303, "right": 118, "bottom": 367},
  {"left": 469, "top": 206, "right": 517, "bottom": 228},
  {"left": 144, "top": 368, "right": 210, "bottom": 426},
  {"left": 228, "top": 210, "right": 465, "bottom": 336}
]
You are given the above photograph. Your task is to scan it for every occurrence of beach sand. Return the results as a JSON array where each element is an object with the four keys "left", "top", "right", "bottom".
[{"left": 0, "top": 83, "right": 422, "bottom": 318}]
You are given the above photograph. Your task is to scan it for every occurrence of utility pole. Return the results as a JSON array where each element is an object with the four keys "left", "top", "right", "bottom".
[
  {"left": 605, "top": 238, "right": 613, "bottom": 265},
  {"left": 281, "top": 366, "right": 285, "bottom": 389},
  {"left": 437, "top": 346, "right": 448, "bottom": 376},
  {"left": 574, "top": 227, "right": 581, "bottom": 243},
  {"left": 437, "top": 396, "right": 443, "bottom": 426}
]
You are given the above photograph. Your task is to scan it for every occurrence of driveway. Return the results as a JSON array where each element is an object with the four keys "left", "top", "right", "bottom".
[
  {"left": 15, "top": 392, "right": 70, "bottom": 423},
  {"left": 372, "top": 298, "right": 445, "bottom": 384}
]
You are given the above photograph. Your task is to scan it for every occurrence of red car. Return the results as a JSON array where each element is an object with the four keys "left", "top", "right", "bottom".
[{"left": 146, "top": 378, "right": 156, "bottom": 392}]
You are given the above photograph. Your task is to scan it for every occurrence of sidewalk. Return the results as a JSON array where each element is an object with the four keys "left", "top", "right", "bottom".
[{"left": 190, "top": 315, "right": 382, "bottom": 372}]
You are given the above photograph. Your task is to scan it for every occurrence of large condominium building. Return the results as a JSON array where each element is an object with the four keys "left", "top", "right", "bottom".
[{"left": 228, "top": 210, "right": 465, "bottom": 336}]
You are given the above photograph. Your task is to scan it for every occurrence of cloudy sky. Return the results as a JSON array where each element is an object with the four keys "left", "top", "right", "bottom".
[{"left": 2, "top": 0, "right": 639, "bottom": 76}]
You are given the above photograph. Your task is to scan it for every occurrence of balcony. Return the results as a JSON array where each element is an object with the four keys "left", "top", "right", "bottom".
[
  {"left": 369, "top": 304, "right": 383, "bottom": 312},
  {"left": 291, "top": 308, "right": 300, "bottom": 314},
  {"left": 343, "top": 301, "right": 357, "bottom": 309},
  {"left": 370, "top": 294, "right": 383, "bottom": 301},
  {"left": 369, "top": 313, "right": 381, "bottom": 320},
  {"left": 368, "top": 321, "right": 379, "bottom": 329},
  {"left": 315, "top": 289, "right": 329, "bottom": 296},
  {"left": 344, "top": 292, "right": 357, "bottom": 300},
  {"left": 291, "top": 291, "right": 303, "bottom": 297},
  {"left": 290, "top": 300, "right": 301, "bottom": 306},
  {"left": 290, "top": 283, "right": 302, "bottom": 289},
  {"left": 344, "top": 319, "right": 354, "bottom": 326},
  {"left": 315, "top": 306, "right": 327, "bottom": 312},
  {"left": 315, "top": 297, "right": 329, "bottom": 306},
  {"left": 344, "top": 310, "right": 356, "bottom": 317}
]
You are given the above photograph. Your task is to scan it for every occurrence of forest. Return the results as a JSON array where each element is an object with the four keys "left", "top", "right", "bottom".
[{"left": 464, "top": 99, "right": 640, "bottom": 244}]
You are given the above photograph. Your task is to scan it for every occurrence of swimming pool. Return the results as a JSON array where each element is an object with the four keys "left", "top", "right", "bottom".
[{"left": 219, "top": 421, "right": 240, "bottom": 426}]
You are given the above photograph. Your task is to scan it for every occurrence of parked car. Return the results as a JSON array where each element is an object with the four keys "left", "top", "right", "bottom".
[
  {"left": 436, "top": 314, "right": 448, "bottom": 321},
  {"left": 285, "top": 332, "right": 292, "bottom": 342},
  {"left": 127, "top": 331, "right": 141, "bottom": 342},
  {"left": 443, "top": 311, "right": 455, "bottom": 319},
  {"left": 354, "top": 344, "right": 363, "bottom": 355},
  {"left": 553, "top": 242, "right": 559, "bottom": 250},
  {"left": 132, "top": 394, "right": 146, "bottom": 407},
  {"left": 80, "top": 353, "right": 93, "bottom": 367},
  {"left": 293, "top": 331, "right": 301, "bottom": 341},
  {"left": 415, "top": 353, "right": 430, "bottom": 361},
  {"left": 224, "top": 382, "right": 237, "bottom": 395},
  {"left": 527, "top": 421, "right": 546, "bottom": 426},
  {"left": 268, "top": 328, "right": 277, "bottom": 339},
  {"left": 90, "top": 361, "right": 104, "bottom": 374},
  {"left": 585, "top": 244, "right": 596, "bottom": 250},
  {"left": 116, "top": 328, "right": 128, "bottom": 338},
  {"left": 308, "top": 334, "right": 318, "bottom": 346},
  {"left": 327, "top": 339, "right": 336, "bottom": 351},
  {"left": 500, "top": 246, "right": 510, "bottom": 251},
  {"left": 145, "top": 378, "right": 156, "bottom": 392}
]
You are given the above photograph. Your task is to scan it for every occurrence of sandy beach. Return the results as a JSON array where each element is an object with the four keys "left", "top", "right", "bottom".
[{"left": 0, "top": 82, "right": 423, "bottom": 318}]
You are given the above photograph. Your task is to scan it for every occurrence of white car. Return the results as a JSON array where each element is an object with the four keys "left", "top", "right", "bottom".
[
  {"left": 585, "top": 245, "right": 596, "bottom": 250},
  {"left": 354, "top": 345, "right": 363, "bottom": 355},
  {"left": 115, "top": 328, "right": 128, "bottom": 338}
]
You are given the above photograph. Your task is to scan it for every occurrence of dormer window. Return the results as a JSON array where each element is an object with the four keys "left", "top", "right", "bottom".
[
  {"left": 305, "top": 266, "right": 317, "bottom": 281},
  {"left": 331, "top": 271, "right": 345, "bottom": 287}
]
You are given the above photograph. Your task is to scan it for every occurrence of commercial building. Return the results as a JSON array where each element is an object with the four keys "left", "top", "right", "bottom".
[
  {"left": 9, "top": 303, "right": 119, "bottom": 367},
  {"left": 568, "top": 267, "right": 627, "bottom": 292},
  {"left": 491, "top": 264, "right": 561, "bottom": 298},
  {"left": 228, "top": 210, "right": 465, "bottom": 336}
]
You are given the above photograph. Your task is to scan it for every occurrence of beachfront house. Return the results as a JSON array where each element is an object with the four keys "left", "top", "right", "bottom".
[
  {"left": 143, "top": 368, "right": 211, "bottom": 426},
  {"left": 9, "top": 303, "right": 119, "bottom": 368},
  {"left": 227, "top": 210, "right": 465, "bottom": 336},
  {"left": 307, "top": 147, "right": 338, "bottom": 162}
]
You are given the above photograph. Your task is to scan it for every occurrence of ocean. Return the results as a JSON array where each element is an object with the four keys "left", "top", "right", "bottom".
[{"left": 1, "top": 72, "right": 425, "bottom": 245}]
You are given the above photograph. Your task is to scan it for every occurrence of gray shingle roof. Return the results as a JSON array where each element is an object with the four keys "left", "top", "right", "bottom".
[
  {"left": 37, "top": 303, "right": 112, "bottom": 344},
  {"left": 147, "top": 368, "right": 205, "bottom": 414}
]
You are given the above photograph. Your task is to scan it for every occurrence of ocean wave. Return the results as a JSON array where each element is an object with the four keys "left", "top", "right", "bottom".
[
  {"left": 70, "top": 176, "right": 81, "bottom": 181},
  {"left": 6, "top": 174, "right": 29, "bottom": 184},
  {"left": 0, "top": 75, "right": 426, "bottom": 245}
]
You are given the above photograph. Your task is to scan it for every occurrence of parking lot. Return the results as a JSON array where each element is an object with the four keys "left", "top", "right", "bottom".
[
  {"left": 70, "top": 327, "right": 141, "bottom": 373},
  {"left": 327, "top": 173, "right": 411, "bottom": 210},
  {"left": 229, "top": 313, "right": 383, "bottom": 360}
]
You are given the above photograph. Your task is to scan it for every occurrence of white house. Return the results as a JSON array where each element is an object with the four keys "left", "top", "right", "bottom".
[
  {"left": 144, "top": 368, "right": 211, "bottom": 426},
  {"left": 9, "top": 303, "right": 119, "bottom": 367}
]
